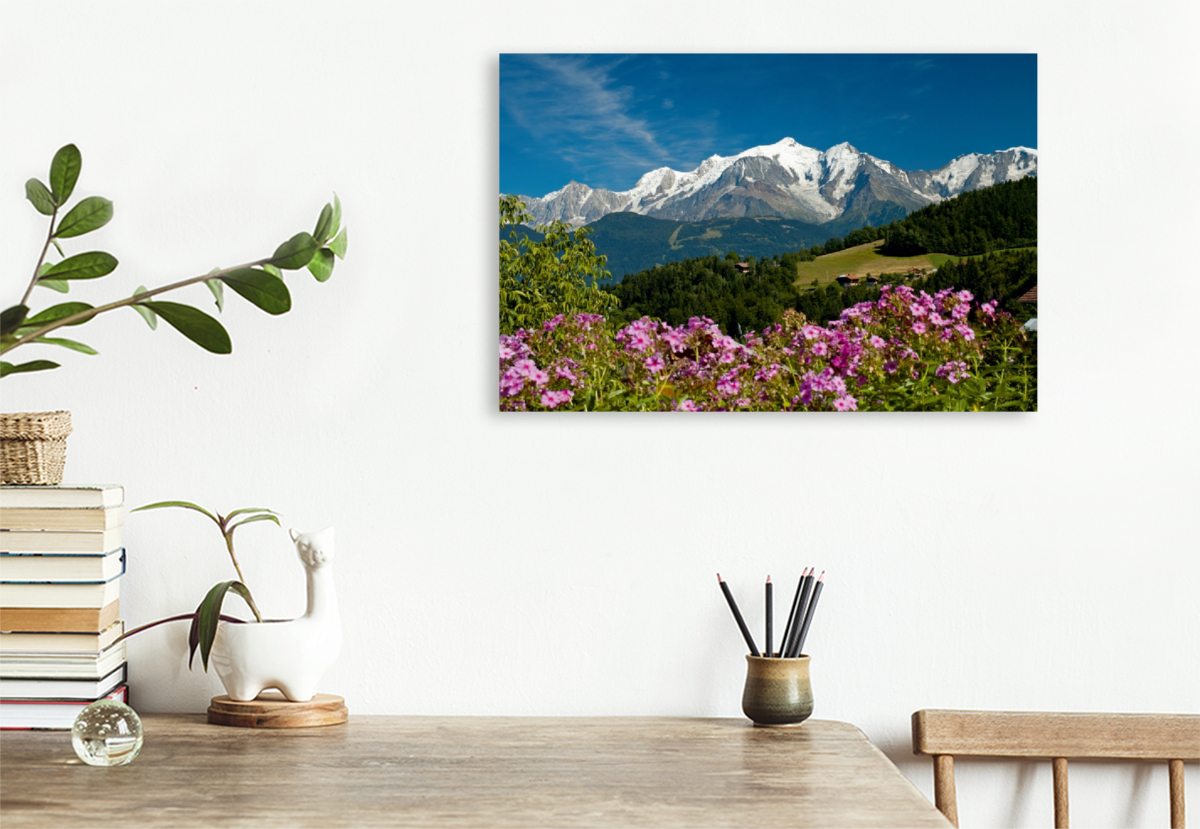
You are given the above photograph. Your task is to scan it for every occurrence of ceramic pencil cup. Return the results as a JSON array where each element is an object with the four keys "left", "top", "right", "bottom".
[{"left": 741, "top": 654, "right": 813, "bottom": 727}]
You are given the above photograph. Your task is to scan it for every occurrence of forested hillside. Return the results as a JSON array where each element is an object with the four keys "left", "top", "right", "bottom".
[{"left": 880, "top": 176, "right": 1036, "bottom": 256}]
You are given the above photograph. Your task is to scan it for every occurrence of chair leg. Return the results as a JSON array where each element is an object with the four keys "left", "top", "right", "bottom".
[
  {"left": 933, "top": 754, "right": 959, "bottom": 827},
  {"left": 1169, "top": 759, "right": 1185, "bottom": 829},
  {"left": 1053, "top": 757, "right": 1069, "bottom": 829}
]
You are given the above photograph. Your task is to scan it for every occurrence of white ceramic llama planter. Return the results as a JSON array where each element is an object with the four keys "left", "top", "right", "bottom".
[{"left": 210, "top": 527, "right": 341, "bottom": 702}]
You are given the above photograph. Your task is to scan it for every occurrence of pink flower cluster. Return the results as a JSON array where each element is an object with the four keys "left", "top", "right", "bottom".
[{"left": 499, "top": 285, "right": 1026, "bottom": 412}]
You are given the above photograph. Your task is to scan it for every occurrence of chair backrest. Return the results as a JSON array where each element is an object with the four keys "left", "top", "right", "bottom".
[{"left": 911, "top": 710, "right": 1199, "bottom": 828}]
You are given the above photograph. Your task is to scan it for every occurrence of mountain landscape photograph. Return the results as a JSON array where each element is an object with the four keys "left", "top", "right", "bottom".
[{"left": 499, "top": 54, "right": 1037, "bottom": 412}]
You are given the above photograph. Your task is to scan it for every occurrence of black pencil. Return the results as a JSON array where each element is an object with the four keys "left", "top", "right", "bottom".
[
  {"left": 793, "top": 571, "right": 824, "bottom": 657},
  {"left": 765, "top": 576, "right": 773, "bottom": 658},
  {"left": 784, "top": 568, "right": 815, "bottom": 658},
  {"left": 717, "top": 573, "right": 759, "bottom": 656},
  {"left": 779, "top": 567, "right": 809, "bottom": 655}
]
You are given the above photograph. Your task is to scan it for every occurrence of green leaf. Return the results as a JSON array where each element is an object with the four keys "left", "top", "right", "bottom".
[
  {"left": 49, "top": 144, "right": 82, "bottom": 204},
  {"left": 25, "top": 179, "right": 55, "bottom": 215},
  {"left": 1, "top": 306, "right": 29, "bottom": 337},
  {"left": 132, "top": 500, "right": 220, "bottom": 523},
  {"left": 1, "top": 359, "right": 59, "bottom": 377},
  {"left": 307, "top": 248, "right": 335, "bottom": 282},
  {"left": 269, "top": 232, "right": 318, "bottom": 270},
  {"left": 220, "top": 268, "right": 291, "bottom": 315},
  {"left": 330, "top": 194, "right": 342, "bottom": 237},
  {"left": 224, "top": 507, "right": 280, "bottom": 521},
  {"left": 131, "top": 286, "right": 157, "bottom": 329},
  {"left": 228, "top": 513, "right": 282, "bottom": 534},
  {"left": 37, "top": 278, "right": 70, "bottom": 293},
  {"left": 33, "top": 336, "right": 98, "bottom": 355},
  {"left": 206, "top": 278, "right": 225, "bottom": 312},
  {"left": 193, "top": 580, "right": 259, "bottom": 671},
  {"left": 262, "top": 263, "right": 282, "bottom": 280},
  {"left": 23, "top": 302, "right": 95, "bottom": 328},
  {"left": 139, "top": 301, "right": 232, "bottom": 353},
  {"left": 313, "top": 203, "right": 334, "bottom": 245},
  {"left": 55, "top": 196, "right": 113, "bottom": 238},
  {"left": 41, "top": 251, "right": 118, "bottom": 281},
  {"left": 328, "top": 226, "right": 348, "bottom": 259}
]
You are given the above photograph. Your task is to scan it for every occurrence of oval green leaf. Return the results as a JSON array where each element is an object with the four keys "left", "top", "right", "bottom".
[
  {"left": 49, "top": 144, "right": 82, "bottom": 204},
  {"left": 37, "top": 278, "right": 70, "bottom": 293},
  {"left": 205, "top": 278, "right": 225, "bottom": 312},
  {"left": 25, "top": 179, "right": 56, "bottom": 215},
  {"left": 313, "top": 203, "right": 334, "bottom": 245},
  {"left": 331, "top": 194, "right": 342, "bottom": 238},
  {"left": 269, "top": 232, "right": 318, "bottom": 270},
  {"left": 55, "top": 196, "right": 113, "bottom": 238},
  {"left": 23, "top": 302, "right": 95, "bottom": 328},
  {"left": 41, "top": 251, "right": 118, "bottom": 281},
  {"left": 139, "top": 301, "right": 232, "bottom": 353},
  {"left": 220, "top": 268, "right": 291, "bottom": 315},
  {"left": 307, "top": 248, "right": 335, "bottom": 283},
  {"left": 329, "top": 226, "right": 348, "bottom": 259},
  {"left": 130, "top": 286, "right": 157, "bottom": 329},
  {"left": 1, "top": 359, "right": 60, "bottom": 377},
  {"left": 1, "top": 306, "right": 29, "bottom": 337},
  {"left": 33, "top": 336, "right": 98, "bottom": 355}
]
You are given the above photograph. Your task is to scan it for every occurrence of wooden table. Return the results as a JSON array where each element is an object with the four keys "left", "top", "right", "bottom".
[{"left": 1, "top": 716, "right": 951, "bottom": 828}]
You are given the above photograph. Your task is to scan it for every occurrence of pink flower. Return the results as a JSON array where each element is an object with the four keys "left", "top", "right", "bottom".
[
  {"left": 911, "top": 321, "right": 927, "bottom": 335},
  {"left": 528, "top": 367, "right": 550, "bottom": 386},
  {"left": 540, "top": 389, "right": 574, "bottom": 409},
  {"left": 832, "top": 396, "right": 858, "bottom": 412},
  {"left": 500, "top": 368, "right": 524, "bottom": 397},
  {"left": 644, "top": 354, "right": 665, "bottom": 374},
  {"left": 717, "top": 371, "right": 741, "bottom": 396},
  {"left": 499, "top": 343, "right": 515, "bottom": 361},
  {"left": 801, "top": 324, "right": 822, "bottom": 340},
  {"left": 955, "top": 324, "right": 976, "bottom": 341},
  {"left": 869, "top": 335, "right": 886, "bottom": 349},
  {"left": 513, "top": 358, "right": 539, "bottom": 377},
  {"left": 811, "top": 340, "right": 828, "bottom": 356},
  {"left": 542, "top": 314, "right": 565, "bottom": 332},
  {"left": 676, "top": 399, "right": 699, "bottom": 412},
  {"left": 625, "top": 328, "right": 653, "bottom": 352}
]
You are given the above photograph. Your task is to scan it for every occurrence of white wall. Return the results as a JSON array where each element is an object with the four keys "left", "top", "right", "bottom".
[{"left": 2, "top": 2, "right": 1196, "bottom": 827}]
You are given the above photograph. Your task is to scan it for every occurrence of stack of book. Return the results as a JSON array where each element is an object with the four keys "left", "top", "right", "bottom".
[{"left": 0, "top": 484, "right": 129, "bottom": 730}]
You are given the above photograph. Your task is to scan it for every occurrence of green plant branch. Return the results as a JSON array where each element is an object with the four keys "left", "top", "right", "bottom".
[
  {"left": 2, "top": 255, "right": 274, "bottom": 355},
  {"left": 112, "top": 612, "right": 247, "bottom": 647},
  {"left": 21, "top": 207, "right": 60, "bottom": 308}
]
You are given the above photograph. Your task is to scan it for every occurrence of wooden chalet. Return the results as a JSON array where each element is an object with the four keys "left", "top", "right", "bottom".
[{"left": 1017, "top": 285, "right": 1038, "bottom": 303}]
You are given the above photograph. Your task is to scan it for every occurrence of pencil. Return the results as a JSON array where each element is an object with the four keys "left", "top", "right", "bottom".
[
  {"left": 765, "top": 576, "right": 773, "bottom": 658},
  {"left": 793, "top": 571, "right": 824, "bottom": 657},
  {"left": 717, "top": 573, "right": 759, "bottom": 656},
  {"left": 779, "top": 567, "right": 809, "bottom": 656},
  {"left": 784, "top": 568, "right": 815, "bottom": 658}
]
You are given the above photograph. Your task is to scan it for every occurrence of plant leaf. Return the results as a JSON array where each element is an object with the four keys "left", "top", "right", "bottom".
[
  {"left": 25, "top": 179, "right": 55, "bottom": 215},
  {"left": 33, "top": 336, "right": 98, "bottom": 355},
  {"left": 131, "top": 286, "right": 157, "bottom": 329},
  {"left": 23, "top": 302, "right": 95, "bottom": 328},
  {"left": 313, "top": 203, "right": 334, "bottom": 245},
  {"left": 269, "top": 232, "right": 318, "bottom": 270},
  {"left": 194, "top": 581, "right": 259, "bottom": 671},
  {"left": 220, "top": 267, "right": 291, "bottom": 315},
  {"left": 139, "top": 301, "right": 232, "bottom": 353},
  {"left": 41, "top": 251, "right": 118, "bottom": 281},
  {"left": 329, "top": 226, "right": 348, "bottom": 259},
  {"left": 1, "top": 359, "right": 59, "bottom": 377},
  {"left": 37, "top": 278, "right": 70, "bottom": 293},
  {"left": 228, "top": 513, "right": 282, "bottom": 534},
  {"left": 1, "top": 306, "right": 29, "bottom": 337},
  {"left": 205, "top": 278, "right": 225, "bottom": 312},
  {"left": 49, "top": 144, "right": 82, "bottom": 204},
  {"left": 224, "top": 507, "right": 280, "bottom": 521},
  {"left": 330, "top": 194, "right": 342, "bottom": 237},
  {"left": 306, "top": 247, "right": 335, "bottom": 282},
  {"left": 132, "top": 500, "right": 220, "bottom": 523},
  {"left": 55, "top": 196, "right": 113, "bottom": 238},
  {"left": 262, "top": 262, "right": 282, "bottom": 280}
]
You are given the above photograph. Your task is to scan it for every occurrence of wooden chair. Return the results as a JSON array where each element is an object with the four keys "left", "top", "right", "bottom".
[{"left": 912, "top": 710, "right": 1199, "bottom": 828}]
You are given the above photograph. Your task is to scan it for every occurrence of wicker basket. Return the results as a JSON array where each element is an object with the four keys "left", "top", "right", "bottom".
[{"left": 0, "top": 410, "right": 73, "bottom": 485}]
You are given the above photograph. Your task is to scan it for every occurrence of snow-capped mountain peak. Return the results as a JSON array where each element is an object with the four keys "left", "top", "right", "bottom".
[{"left": 514, "top": 139, "right": 1037, "bottom": 228}]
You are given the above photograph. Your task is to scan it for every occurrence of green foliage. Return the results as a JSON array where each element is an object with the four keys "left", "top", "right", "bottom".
[
  {"left": 880, "top": 177, "right": 1036, "bottom": 256},
  {"left": 2, "top": 144, "right": 346, "bottom": 379},
  {"left": 123, "top": 501, "right": 280, "bottom": 671},
  {"left": 499, "top": 195, "right": 619, "bottom": 335}
]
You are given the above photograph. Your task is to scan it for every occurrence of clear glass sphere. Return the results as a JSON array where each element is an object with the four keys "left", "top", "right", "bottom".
[{"left": 72, "top": 699, "right": 143, "bottom": 766}]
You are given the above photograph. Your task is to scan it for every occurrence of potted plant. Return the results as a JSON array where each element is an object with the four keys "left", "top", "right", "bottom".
[
  {"left": 117, "top": 501, "right": 341, "bottom": 704},
  {"left": 0, "top": 143, "right": 347, "bottom": 483}
]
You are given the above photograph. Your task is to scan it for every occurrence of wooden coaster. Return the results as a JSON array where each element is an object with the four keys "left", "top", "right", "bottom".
[{"left": 207, "top": 691, "right": 348, "bottom": 728}]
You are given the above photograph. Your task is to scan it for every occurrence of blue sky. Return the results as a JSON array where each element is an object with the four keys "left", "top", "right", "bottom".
[{"left": 500, "top": 54, "right": 1037, "bottom": 198}]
